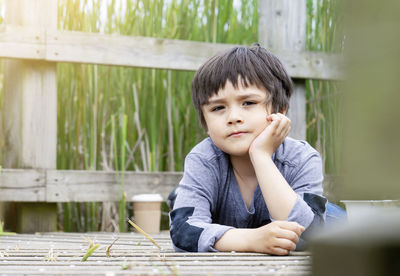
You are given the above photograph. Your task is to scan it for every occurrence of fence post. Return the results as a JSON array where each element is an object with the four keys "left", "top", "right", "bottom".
[
  {"left": 2, "top": 0, "right": 58, "bottom": 232},
  {"left": 258, "top": 0, "right": 307, "bottom": 140}
]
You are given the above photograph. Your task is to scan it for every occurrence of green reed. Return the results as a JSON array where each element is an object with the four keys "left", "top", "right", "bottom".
[{"left": 305, "top": 0, "right": 343, "bottom": 175}]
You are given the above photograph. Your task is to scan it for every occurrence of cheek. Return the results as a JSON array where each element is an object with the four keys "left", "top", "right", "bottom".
[
  {"left": 253, "top": 113, "right": 269, "bottom": 132},
  {"left": 205, "top": 121, "right": 221, "bottom": 137}
]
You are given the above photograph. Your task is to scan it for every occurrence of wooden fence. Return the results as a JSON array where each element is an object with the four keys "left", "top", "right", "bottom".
[
  {"left": 0, "top": 169, "right": 341, "bottom": 203},
  {"left": 0, "top": 0, "right": 343, "bottom": 231},
  {"left": 0, "top": 25, "right": 342, "bottom": 80}
]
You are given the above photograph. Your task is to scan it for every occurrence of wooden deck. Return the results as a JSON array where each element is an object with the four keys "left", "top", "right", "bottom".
[{"left": 0, "top": 232, "right": 311, "bottom": 275}]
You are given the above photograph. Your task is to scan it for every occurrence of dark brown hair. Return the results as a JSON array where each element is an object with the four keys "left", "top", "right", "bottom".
[{"left": 192, "top": 45, "right": 293, "bottom": 128}]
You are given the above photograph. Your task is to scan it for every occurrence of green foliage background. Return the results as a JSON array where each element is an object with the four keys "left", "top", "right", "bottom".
[
  {"left": 57, "top": 0, "right": 258, "bottom": 175},
  {"left": 0, "top": 0, "right": 342, "bottom": 231}
]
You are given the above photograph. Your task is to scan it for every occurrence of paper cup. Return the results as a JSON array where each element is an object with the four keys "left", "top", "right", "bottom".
[{"left": 132, "top": 194, "right": 163, "bottom": 234}]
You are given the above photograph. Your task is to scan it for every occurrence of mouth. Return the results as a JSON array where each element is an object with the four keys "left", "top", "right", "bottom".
[{"left": 228, "top": 131, "right": 248, "bottom": 138}]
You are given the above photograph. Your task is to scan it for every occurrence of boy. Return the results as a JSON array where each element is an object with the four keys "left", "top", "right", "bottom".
[{"left": 169, "top": 45, "right": 327, "bottom": 255}]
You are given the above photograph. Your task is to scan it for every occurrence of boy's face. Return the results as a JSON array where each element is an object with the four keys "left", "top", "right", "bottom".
[{"left": 202, "top": 80, "right": 271, "bottom": 157}]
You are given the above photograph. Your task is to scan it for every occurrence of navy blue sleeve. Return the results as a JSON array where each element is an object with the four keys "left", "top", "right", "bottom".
[{"left": 169, "top": 153, "right": 233, "bottom": 252}]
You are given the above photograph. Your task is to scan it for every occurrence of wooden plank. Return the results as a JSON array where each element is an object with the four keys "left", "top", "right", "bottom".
[
  {"left": 259, "top": 0, "right": 307, "bottom": 140},
  {"left": 0, "top": 169, "right": 182, "bottom": 202},
  {"left": 0, "top": 169, "right": 338, "bottom": 202},
  {"left": 45, "top": 29, "right": 230, "bottom": 72},
  {"left": 0, "top": 169, "right": 46, "bottom": 201},
  {"left": 259, "top": 0, "right": 306, "bottom": 52},
  {"left": 3, "top": 0, "right": 58, "bottom": 233},
  {"left": 0, "top": 26, "right": 343, "bottom": 80},
  {"left": 0, "top": 25, "right": 45, "bottom": 60},
  {"left": 3, "top": 0, "right": 57, "bottom": 169},
  {"left": 0, "top": 232, "right": 312, "bottom": 275},
  {"left": 3, "top": 60, "right": 57, "bottom": 168},
  {"left": 287, "top": 80, "right": 306, "bottom": 140},
  {"left": 16, "top": 203, "right": 58, "bottom": 233},
  {"left": 46, "top": 170, "right": 182, "bottom": 202}
]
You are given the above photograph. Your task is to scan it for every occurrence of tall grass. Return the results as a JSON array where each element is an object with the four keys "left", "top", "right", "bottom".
[{"left": 305, "top": 0, "right": 343, "bottom": 175}]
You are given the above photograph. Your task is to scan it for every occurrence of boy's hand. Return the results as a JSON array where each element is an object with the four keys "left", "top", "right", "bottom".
[
  {"left": 249, "top": 113, "right": 291, "bottom": 157},
  {"left": 248, "top": 221, "right": 305, "bottom": 255}
]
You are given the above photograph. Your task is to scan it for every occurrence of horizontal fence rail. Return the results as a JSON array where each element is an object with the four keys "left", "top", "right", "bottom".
[
  {"left": 0, "top": 169, "right": 340, "bottom": 203},
  {"left": 0, "top": 25, "right": 344, "bottom": 80},
  {"left": 0, "top": 169, "right": 183, "bottom": 202}
]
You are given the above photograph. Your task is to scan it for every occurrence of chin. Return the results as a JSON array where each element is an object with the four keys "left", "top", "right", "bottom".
[
  {"left": 211, "top": 139, "right": 250, "bottom": 157},
  {"left": 223, "top": 147, "right": 250, "bottom": 157}
]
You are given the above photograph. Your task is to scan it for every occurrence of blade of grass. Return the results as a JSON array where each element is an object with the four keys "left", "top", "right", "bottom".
[
  {"left": 81, "top": 244, "right": 100, "bottom": 262},
  {"left": 106, "top": 237, "right": 119, "bottom": 257},
  {"left": 127, "top": 218, "right": 161, "bottom": 250}
]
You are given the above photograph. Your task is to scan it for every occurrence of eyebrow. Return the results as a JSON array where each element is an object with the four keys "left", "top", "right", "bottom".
[{"left": 206, "top": 93, "right": 265, "bottom": 105}]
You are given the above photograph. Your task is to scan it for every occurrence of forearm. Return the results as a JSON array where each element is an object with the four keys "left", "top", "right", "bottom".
[
  {"left": 214, "top": 228, "right": 255, "bottom": 252},
  {"left": 214, "top": 222, "right": 304, "bottom": 254},
  {"left": 250, "top": 153, "right": 297, "bottom": 220}
]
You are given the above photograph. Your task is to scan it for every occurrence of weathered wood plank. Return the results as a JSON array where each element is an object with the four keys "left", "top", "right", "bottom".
[
  {"left": 3, "top": 60, "right": 57, "bottom": 169},
  {"left": 0, "top": 169, "right": 46, "bottom": 201},
  {"left": 3, "top": 2, "right": 57, "bottom": 170},
  {"left": 0, "top": 169, "right": 182, "bottom": 202},
  {"left": 0, "top": 25, "right": 44, "bottom": 60},
  {"left": 259, "top": 0, "right": 307, "bottom": 140},
  {"left": 259, "top": 0, "right": 306, "bottom": 52},
  {"left": 0, "top": 169, "right": 339, "bottom": 202},
  {"left": 46, "top": 170, "right": 182, "bottom": 202},
  {"left": 2, "top": 0, "right": 58, "bottom": 233},
  {"left": 0, "top": 232, "right": 312, "bottom": 276},
  {"left": 287, "top": 80, "right": 307, "bottom": 140},
  {"left": 0, "top": 25, "right": 343, "bottom": 80}
]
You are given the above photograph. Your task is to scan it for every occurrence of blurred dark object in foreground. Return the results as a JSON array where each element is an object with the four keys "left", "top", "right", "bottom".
[
  {"left": 340, "top": 0, "right": 400, "bottom": 200},
  {"left": 314, "top": 0, "right": 400, "bottom": 273},
  {"left": 312, "top": 209, "right": 400, "bottom": 276}
]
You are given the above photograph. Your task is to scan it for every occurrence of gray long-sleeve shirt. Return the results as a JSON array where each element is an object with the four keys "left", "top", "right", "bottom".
[{"left": 169, "top": 137, "right": 327, "bottom": 252}]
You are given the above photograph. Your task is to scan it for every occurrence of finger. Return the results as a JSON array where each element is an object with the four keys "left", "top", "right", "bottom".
[
  {"left": 277, "top": 229, "right": 300, "bottom": 244},
  {"left": 276, "top": 112, "right": 285, "bottom": 118},
  {"left": 276, "top": 113, "right": 290, "bottom": 126},
  {"left": 266, "top": 117, "right": 280, "bottom": 133},
  {"left": 282, "top": 124, "right": 291, "bottom": 138},
  {"left": 271, "top": 246, "right": 290, "bottom": 256},
  {"left": 275, "top": 238, "right": 297, "bottom": 251},
  {"left": 276, "top": 113, "right": 289, "bottom": 122},
  {"left": 268, "top": 113, "right": 280, "bottom": 123},
  {"left": 275, "top": 117, "right": 290, "bottom": 137},
  {"left": 273, "top": 113, "right": 289, "bottom": 131},
  {"left": 276, "top": 221, "right": 305, "bottom": 236}
]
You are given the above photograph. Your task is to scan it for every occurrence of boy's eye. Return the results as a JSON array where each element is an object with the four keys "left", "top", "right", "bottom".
[
  {"left": 211, "top": 106, "right": 224, "bottom": 112},
  {"left": 243, "top": 101, "right": 256, "bottom": 106}
]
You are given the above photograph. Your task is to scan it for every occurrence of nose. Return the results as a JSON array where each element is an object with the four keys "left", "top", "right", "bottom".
[{"left": 227, "top": 106, "right": 243, "bottom": 125}]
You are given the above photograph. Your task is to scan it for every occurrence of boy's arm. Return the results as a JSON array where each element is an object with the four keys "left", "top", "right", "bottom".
[
  {"left": 249, "top": 113, "right": 298, "bottom": 221},
  {"left": 171, "top": 149, "right": 305, "bottom": 254},
  {"left": 214, "top": 221, "right": 304, "bottom": 255},
  {"left": 170, "top": 152, "right": 235, "bottom": 252},
  {"left": 249, "top": 113, "right": 326, "bottom": 230}
]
